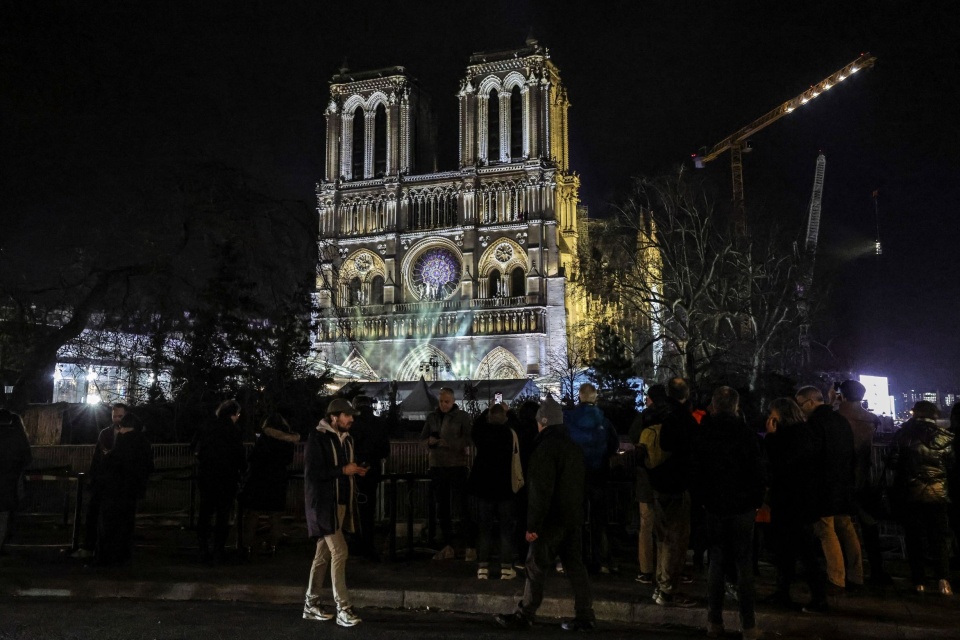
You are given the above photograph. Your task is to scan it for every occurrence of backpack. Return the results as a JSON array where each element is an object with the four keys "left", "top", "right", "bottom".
[{"left": 639, "top": 422, "right": 672, "bottom": 470}]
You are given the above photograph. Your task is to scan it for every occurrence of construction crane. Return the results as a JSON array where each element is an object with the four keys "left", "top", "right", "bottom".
[
  {"left": 798, "top": 153, "right": 826, "bottom": 367},
  {"left": 693, "top": 53, "right": 876, "bottom": 235}
]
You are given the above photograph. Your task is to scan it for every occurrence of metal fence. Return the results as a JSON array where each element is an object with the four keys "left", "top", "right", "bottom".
[{"left": 18, "top": 441, "right": 903, "bottom": 554}]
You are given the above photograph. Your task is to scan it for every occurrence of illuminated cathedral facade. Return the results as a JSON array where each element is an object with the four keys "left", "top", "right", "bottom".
[{"left": 314, "top": 39, "right": 585, "bottom": 382}]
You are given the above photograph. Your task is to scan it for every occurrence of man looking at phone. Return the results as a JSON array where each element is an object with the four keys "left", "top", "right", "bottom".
[{"left": 303, "top": 398, "right": 367, "bottom": 627}]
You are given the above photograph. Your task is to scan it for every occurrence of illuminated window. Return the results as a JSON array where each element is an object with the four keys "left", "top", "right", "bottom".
[
  {"left": 489, "top": 269, "right": 502, "bottom": 297},
  {"left": 510, "top": 85, "right": 523, "bottom": 160},
  {"left": 371, "top": 275, "right": 384, "bottom": 305},
  {"left": 374, "top": 104, "right": 387, "bottom": 176},
  {"left": 487, "top": 91, "right": 499, "bottom": 163},
  {"left": 511, "top": 266, "right": 525, "bottom": 296},
  {"left": 351, "top": 107, "right": 364, "bottom": 179},
  {"left": 412, "top": 248, "right": 461, "bottom": 301}
]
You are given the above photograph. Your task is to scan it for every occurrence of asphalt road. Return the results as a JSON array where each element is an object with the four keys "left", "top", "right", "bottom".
[{"left": 0, "top": 599, "right": 711, "bottom": 640}]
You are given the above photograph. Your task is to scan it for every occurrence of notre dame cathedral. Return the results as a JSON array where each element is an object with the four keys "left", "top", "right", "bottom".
[{"left": 314, "top": 39, "right": 586, "bottom": 383}]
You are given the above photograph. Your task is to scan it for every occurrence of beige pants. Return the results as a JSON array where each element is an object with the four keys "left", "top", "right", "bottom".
[
  {"left": 638, "top": 502, "right": 655, "bottom": 574},
  {"left": 812, "top": 514, "right": 863, "bottom": 587},
  {"left": 305, "top": 505, "right": 351, "bottom": 610}
]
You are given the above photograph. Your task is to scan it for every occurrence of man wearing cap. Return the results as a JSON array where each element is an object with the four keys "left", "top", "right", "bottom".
[
  {"left": 303, "top": 398, "right": 368, "bottom": 628},
  {"left": 495, "top": 397, "right": 596, "bottom": 631}
]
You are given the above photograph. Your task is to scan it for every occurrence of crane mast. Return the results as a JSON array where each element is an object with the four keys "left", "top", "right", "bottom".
[
  {"left": 694, "top": 53, "right": 876, "bottom": 235},
  {"left": 799, "top": 153, "right": 826, "bottom": 368},
  {"left": 805, "top": 153, "right": 827, "bottom": 257}
]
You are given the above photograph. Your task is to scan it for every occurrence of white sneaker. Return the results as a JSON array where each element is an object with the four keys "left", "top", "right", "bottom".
[
  {"left": 302, "top": 602, "right": 333, "bottom": 621},
  {"left": 336, "top": 607, "right": 362, "bottom": 627},
  {"left": 477, "top": 567, "right": 489, "bottom": 579},
  {"left": 500, "top": 567, "right": 517, "bottom": 580},
  {"left": 71, "top": 549, "right": 94, "bottom": 559}
]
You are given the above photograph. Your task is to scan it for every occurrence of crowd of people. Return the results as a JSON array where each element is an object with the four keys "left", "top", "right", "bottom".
[{"left": 2, "top": 378, "right": 958, "bottom": 634}]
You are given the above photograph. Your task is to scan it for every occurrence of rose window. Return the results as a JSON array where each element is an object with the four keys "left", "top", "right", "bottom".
[
  {"left": 354, "top": 253, "right": 372, "bottom": 273},
  {"left": 494, "top": 242, "right": 513, "bottom": 263},
  {"left": 412, "top": 247, "right": 461, "bottom": 301}
]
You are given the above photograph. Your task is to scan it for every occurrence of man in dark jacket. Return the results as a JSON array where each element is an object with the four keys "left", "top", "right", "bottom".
[
  {"left": 0, "top": 408, "right": 32, "bottom": 554},
  {"left": 349, "top": 395, "right": 390, "bottom": 561},
  {"left": 420, "top": 387, "right": 473, "bottom": 560},
  {"left": 495, "top": 397, "right": 596, "bottom": 631},
  {"left": 94, "top": 412, "right": 154, "bottom": 566},
  {"left": 797, "top": 385, "right": 863, "bottom": 592},
  {"left": 192, "top": 399, "right": 247, "bottom": 564},
  {"left": 563, "top": 383, "right": 619, "bottom": 573},
  {"left": 644, "top": 377, "right": 697, "bottom": 607},
  {"left": 693, "top": 387, "right": 765, "bottom": 640},
  {"left": 303, "top": 398, "right": 367, "bottom": 627},
  {"left": 72, "top": 403, "right": 126, "bottom": 559}
]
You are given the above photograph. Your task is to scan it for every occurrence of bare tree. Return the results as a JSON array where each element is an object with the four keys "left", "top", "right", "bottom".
[{"left": 578, "top": 170, "right": 805, "bottom": 393}]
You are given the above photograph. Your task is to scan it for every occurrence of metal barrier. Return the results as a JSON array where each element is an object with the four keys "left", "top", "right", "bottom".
[{"left": 19, "top": 440, "right": 905, "bottom": 557}]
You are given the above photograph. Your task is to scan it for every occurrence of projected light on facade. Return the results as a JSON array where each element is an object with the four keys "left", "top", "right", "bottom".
[{"left": 412, "top": 247, "right": 461, "bottom": 300}]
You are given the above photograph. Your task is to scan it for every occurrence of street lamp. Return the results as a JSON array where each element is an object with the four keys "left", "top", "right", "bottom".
[{"left": 419, "top": 356, "right": 451, "bottom": 381}]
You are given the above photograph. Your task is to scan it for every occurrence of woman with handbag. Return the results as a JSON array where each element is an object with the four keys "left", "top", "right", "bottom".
[{"left": 888, "top": 401, "right": 955, "bottom": 595}]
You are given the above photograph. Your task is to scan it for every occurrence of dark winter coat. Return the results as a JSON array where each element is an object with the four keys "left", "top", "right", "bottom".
[
  {"left": 192, "top": 415, "right": 247, "bottom": 492},
  {"left": 838, "top": 401, "right": 881, "bottom": 493},
  {"left": 420, "top": 404, "right": 472, "bottom": 468},
  {"left": 467, "top": 415, "right": 516, "bottom": 502},
  {"left": 806, "top": 405, "right": 856, "bottom": 516},
  {"left": 645, "top": 399, "right": 696, "bottom": 495},
  {"left": 239, "top": 431, "right": 296, "bottom": 512},
  {"left": 304, "top": 422, "right": 358, "bottom": 539},
  {"left": 563, "top": 403, "right": 618, "bottom": 479},
  {"left": 763, "top": 420, "right": 819, "bottom": 524},
  {"left": 691, "top": 413, "right": 766, "bottom": 515},
  {"left": 89, "top": 426, "right": 117, "bottom": 489},
  {"left": 888, "top": 417, "right": 954, "bottom": 504},
  {"left": 97, "top": 429, "right": 154, "bottom": 506},
  {"left": 0, "top": 411, "right": 32, "bottom": 511},
  {"left": 526, "top": 425, "right": 586, "bottom": 533},
  {"left": 350, "top": 408, "right": 390, "bottom": 473}
]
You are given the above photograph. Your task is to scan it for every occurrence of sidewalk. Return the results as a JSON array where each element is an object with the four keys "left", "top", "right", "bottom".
[{"left": 2, "top": 523, "right": 958, "bottom": 638}]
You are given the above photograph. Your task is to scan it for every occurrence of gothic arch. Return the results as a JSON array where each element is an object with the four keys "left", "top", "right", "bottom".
[
  {"left": 502, "top": 71, "right": 526, "bottom": 91},
  {"left": 478, "top": 75, "right": 504, "bottom": 96},
  {"left": 477, "top": 237, "right": 528, "bottom": 277},
  {"left": 342, "top": 94, "right": 366, "bottom": 116},
  {"left": 365, "top": 91, "right": 390, "bottom": 111},
  {"left": 340, "top": 249, "right": 387, "bottom": 284},
  {"left": 397, "top": 343, "right": 454, "bottom": 381},
  {"left": 475, "top": 346, "right": 525, "bottom": 380}
]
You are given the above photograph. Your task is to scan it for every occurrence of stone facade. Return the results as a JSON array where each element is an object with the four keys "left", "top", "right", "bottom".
[{"left": 315, "top": 40, "right": 584, "bottom": 382}]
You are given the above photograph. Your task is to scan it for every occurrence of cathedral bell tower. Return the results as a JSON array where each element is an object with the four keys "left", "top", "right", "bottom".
[{"left": 324, "top": 66, "right": 436, "bottom": 182}]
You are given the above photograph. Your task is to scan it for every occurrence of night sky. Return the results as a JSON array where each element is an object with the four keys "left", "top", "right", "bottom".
[{"left": 2, "top": 0, "right": 958, "bottom": 393}]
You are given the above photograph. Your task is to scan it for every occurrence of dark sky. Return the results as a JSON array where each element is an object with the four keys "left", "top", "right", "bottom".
[{"left": 3, "top": 0, "right": 958, "bottom": 392}]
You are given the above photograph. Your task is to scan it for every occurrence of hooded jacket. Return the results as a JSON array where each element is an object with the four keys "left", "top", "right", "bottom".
[
  {"left": 304, "top": 420, "right": 358, "bottom": 538},
  {"left": 888, "top": 417, "right": 954, "bottom": 504}
]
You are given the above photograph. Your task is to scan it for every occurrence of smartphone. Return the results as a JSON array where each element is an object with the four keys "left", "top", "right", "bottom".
[{"left": 494, "top": 392, "right": 503, "bottom": 405}]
